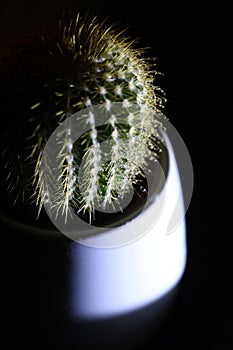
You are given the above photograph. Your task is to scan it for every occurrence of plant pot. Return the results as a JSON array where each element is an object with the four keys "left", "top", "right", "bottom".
[{"left": 1, "top": 127, "right": 187, "bottom": 349}]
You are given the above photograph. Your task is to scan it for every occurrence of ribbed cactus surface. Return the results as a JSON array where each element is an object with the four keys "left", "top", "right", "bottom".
[{"left": 0, "top": 14, "right": 166, "bottom": 224}]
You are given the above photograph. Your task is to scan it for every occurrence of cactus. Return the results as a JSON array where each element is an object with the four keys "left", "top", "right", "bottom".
[{"left": 0, "top": 13, "right": 166, "bottom": 224}]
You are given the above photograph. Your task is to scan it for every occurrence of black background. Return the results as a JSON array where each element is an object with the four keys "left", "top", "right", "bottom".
[{"left": 0, "top": 0, "right": 231, "bottom": 349}]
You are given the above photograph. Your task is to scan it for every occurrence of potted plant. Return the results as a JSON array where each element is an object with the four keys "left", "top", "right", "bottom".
[{"left": 0, "top": 13, "right": 193, "bottom": 348}]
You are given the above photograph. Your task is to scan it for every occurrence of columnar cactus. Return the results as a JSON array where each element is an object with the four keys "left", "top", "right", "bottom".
[{"left": 0, "top": 14, "right": 166, "bottom": 224}]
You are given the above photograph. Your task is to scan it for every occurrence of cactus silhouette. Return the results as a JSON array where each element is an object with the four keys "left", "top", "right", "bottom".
[{"left": 0, "top": 13, "right": 166, "bottom": 224}]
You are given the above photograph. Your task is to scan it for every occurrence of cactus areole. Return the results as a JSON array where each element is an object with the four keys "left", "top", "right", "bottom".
[{"left": 1, "top": 13, "right": 168, "bottom": 230}]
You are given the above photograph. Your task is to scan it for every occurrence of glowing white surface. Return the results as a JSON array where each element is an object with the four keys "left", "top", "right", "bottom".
[{"left": 70, "top": 136, "right": 187, "bottom": 319}]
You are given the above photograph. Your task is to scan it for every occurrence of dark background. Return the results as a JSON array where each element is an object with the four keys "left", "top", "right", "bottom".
[{"left": 0, "top": 0, "right": 231, "bottom": 349}]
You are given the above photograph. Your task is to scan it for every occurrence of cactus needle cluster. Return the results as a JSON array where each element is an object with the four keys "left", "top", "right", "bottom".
[{"left": 0, "top": 14, "right": 166, "bottom": 224}]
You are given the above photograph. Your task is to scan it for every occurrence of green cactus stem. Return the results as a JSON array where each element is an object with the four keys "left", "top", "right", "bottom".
[{"left": 0, "top": 13, "right": 166, "bottom": 224}]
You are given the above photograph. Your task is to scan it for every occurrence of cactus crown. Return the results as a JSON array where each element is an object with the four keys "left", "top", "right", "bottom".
[{"left": 1, "top": 13, "right": 166, "bottom": 224}]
